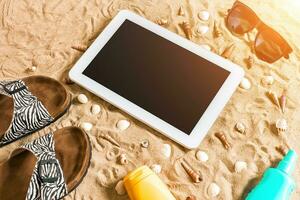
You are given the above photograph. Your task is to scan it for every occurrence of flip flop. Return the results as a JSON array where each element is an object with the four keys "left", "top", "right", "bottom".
[
  {"left": 0, "top": 75, "right": 71, "bottom": 147},
  {"left": 0, "top": 127, "right": 91, "bottom": 200}
]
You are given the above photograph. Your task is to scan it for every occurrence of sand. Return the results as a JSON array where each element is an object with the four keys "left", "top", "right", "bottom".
[{"left": 0, "top": 0, "right": 300, "bottom": 199}]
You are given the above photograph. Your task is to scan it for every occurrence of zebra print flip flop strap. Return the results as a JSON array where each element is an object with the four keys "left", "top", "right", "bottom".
[
  {"left": 22, "top": 133, "right": 68, "bottom": 200},
  {"left": 0, "top": 80, "right": 54, "bottom": 146}
]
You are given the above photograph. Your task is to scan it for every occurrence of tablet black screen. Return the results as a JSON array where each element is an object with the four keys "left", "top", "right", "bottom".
[{"left": 83, "top": 20, "right": 230, "bottom": 134}]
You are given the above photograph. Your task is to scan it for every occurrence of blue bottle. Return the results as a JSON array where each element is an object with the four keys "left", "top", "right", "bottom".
[{"left": 246, "top": 150, "right": 297, "bottom": 200}]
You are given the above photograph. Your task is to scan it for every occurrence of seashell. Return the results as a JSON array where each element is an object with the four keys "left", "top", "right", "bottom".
[
  {"left": 91, "top": 104, "right": 101, "bottom": 115},
  {"left": 246, "top": 56, "right": 254, "bottom": 69},
  {"left": 213, "top": 21, "right": 222, "bottom": 38},
  {"left": 197, "top": 25, "right": 209, "bottom": 35},
  {"left": 77, "top": 94, "right": 88, "bottom": 104},
  {"left": 28, "top": 66, "right": 37, "bottom": 72},
  {"left": 180, "top": 21, "right": 193, "bottom": 40},
  {"left": 186, "top": 195, "right": 196, "bottom": 200},
  {"left": 106, "top": 151, "right": 115, "bottom": 161},
  {"left": 279, "top": 90, "right": 287, "bottom": 113},
  {"left": 162, "top": 143, "right": 172, "bottom": 158},
  {"left": 199, "top": 44, "right": 211, "bottom": 51},
  {"left": 119, "top": 153, "right": 128, "bottom": 165},
  {"left": 141, "top": 139, "right": 149, "bottom": 148},
  {"left": 198, "top": 10, "right": 210, "bottom": 21},
  {"left": 275, "top": 145, "right": 287, "bottom": 156},
  {"left": 178, "top": 6, "right": 185, "bottom": 16},
  {"left": 215, "top": 132, "right": 231, "bottom": 149},
  {"left": 221, "top": 43, "right": 235, "bottom": 59},
  {"left": 150, "top": 164, "right": 162, "bottom": 174},
  {"left": 262, "top": 75, "right": 274, "bottom": 85},
  {"left": 71, "top": 44, "right": 87, "bottom": 52},
  {"left": 181, "top": 160, "right": 202, "bottom": 183},
  {"left": 116, "top": 119, "right": 130, "bottom": 131},
  {"left": 240, "top": 78, "right": 251, "bottom": 90},
  {"left": 115, "top": 180, "right": 126, "bottom": 195},
  {"left": 276, "top": 118, "right": 288, "bottom": 134},
  {"left": 234, "top": 161, "right": 247, "bottom": 173},
  {"left": 81, "top": 122, "right": 93, "bottom": 132},
  {"left": 99, "top": 133, "right": 120, "bottom": 147},
  {"left": 267, "top": 91, "right": 280, "bottom": 109},
  {"left": 157, "top": 18, "right": 168, "bottom": 26},
  {"left": 208, "top": 182, "right": 220, "bottom": 197},
  {"left": 195, "top": 150, "right": 209, "bottom": 162},
  {"left": 235, "top": 122, "right": 246, "bottom": 134}
]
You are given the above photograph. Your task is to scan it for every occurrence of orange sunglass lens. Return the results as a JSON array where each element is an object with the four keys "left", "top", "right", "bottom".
[
  {"left": 254, "top": 29, "right": 288, "bottom": 63},
  {"left": 227, "top": 4, "right": 259, "bottom": 35}
]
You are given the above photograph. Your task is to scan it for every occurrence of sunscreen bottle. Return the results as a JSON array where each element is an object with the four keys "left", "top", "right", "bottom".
[
  {"left": 246, "top": 150, "right": 297, "bottom": 200},
  {"left": 123, "top": 166, "right": 176, "bottom": 200}
]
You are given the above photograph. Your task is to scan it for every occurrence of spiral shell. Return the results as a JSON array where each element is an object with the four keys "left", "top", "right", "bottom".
[
  {"left": 71, "top": 44, "right": 87, "bottom": 52},
  {"left": 221, "top": 44, "right": 235, "bottom": 59},
  {"left": 268, "top": 91, "right": 280, "bottom": 109},
  {"left": 99, "top": 133, "right": 120, "bottom": 147},
  {"left": 180, "top": 21, "right": 193, "bottom": 40},
  {"left": 215, "top": 132, "right": 231, "bottom": 149},
  {"left": 178, "top": 6, "right": 185, "bottom": 16},
  {"left": 213, "top": 21, "right": 222, "bottom": 38},
  {"left": 279, "top": 90, "right": 287, "bottom": 113},
  {"left": 181, "top": 160, "right": 202, "bottom": 183}
]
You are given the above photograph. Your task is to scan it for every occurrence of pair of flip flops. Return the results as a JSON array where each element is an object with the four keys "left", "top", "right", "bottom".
[{"left": 0, "top": 76, "right": 91, "bottom": 200}]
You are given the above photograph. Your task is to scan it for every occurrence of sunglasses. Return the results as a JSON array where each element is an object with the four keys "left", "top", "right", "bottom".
[{"left": 226, "top": 1, "right": 293, "bottom": 63}]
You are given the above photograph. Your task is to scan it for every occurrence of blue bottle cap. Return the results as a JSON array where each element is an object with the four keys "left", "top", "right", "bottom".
[{"left": 277, "top": 150, "right": 297, "bottom": 175}]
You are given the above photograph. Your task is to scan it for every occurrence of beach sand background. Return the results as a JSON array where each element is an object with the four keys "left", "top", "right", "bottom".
[{"left": 0, "top": 0, "right": 300, "bottom": 199}]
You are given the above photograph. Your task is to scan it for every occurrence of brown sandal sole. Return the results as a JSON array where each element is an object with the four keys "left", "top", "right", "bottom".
[
  {"left": 0, "top": 76, "right": 72, "bottom": 147},
  {"left": 0, "top": 127, "right": 91, "bottom": 200}
]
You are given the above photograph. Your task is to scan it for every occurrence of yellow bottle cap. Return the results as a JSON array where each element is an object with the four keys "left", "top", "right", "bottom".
[{"left": 124, "top": 165, "right": 153, "bottom": 188}]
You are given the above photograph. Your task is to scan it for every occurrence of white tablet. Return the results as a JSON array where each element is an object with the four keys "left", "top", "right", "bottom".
[{"left": 69, "top": 10, "right": 244, "bottom": 149}]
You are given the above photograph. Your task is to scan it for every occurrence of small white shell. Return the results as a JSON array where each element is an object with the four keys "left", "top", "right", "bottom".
[
  {"left": 196, "top": 150, "right": 209, "bottom": 162},
  {"left": 276, "top": 118, "right": 288, "bottom": 133},
  {"left": 91, "top": 104, "right": 101, "bottom": 115},
  {"left": 141, "top": 139, "right": 150, "bottom": 148},
  {"left": 262, "top": 75, "right": 274, "bottom": 85},
  {"left": 162, "top": 143, "right": 172, "bottom": 158},
  {"left": 197, "top": 25, "right": 209, "bottom": 35},
  {"left": 234, "top": 161, "right": 247, "bottom": 173},
  {"left": 235, "top": 122, "right": 246, "bottom": 134},
  {"left": 200, "top": 44, "right": 211, "bottom": 51},
  {"left": 29, "top": 66, "right": 37, "bottom": 72},
  {"left": 81, "top": 122, "right": 93, "bottom": 132},
  {"left": 116, "top": 119, "right": 130, "bottom": 131},
  {"left": 150, "top": 164, "right": 162, "bottom": 174},
  {"left": 208, "top": 182, "right": 220, "bottom": 197},
  {"left": 115, "top": 180, "right": 126, "bottom": 195},
  {"left": 240, "top": 78, "right": 251, "bottom": 90},
  {"left": 77, "top": 94, "right": 88, "bottom": 104},
  {"left": 198, "top": 10, "right": 210, "bottom": 21},
  {"left": 119, "top": 153, "right": 128, "bottom": 165}
]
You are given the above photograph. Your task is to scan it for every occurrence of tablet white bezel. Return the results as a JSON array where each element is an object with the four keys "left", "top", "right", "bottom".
[{"left": 69, "top": 10, "right": 244, "bottom": 149}]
